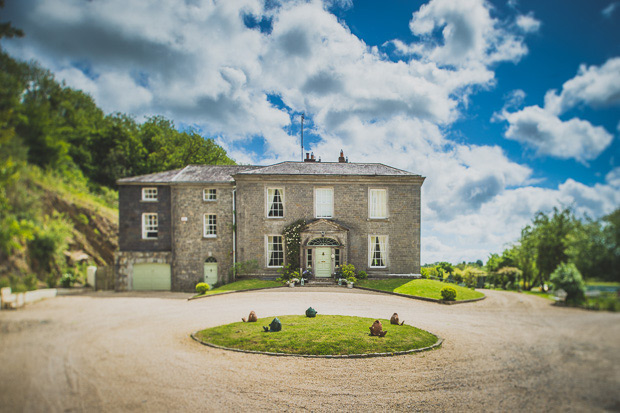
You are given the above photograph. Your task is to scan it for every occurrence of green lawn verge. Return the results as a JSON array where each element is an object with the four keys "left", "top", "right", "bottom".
[
  {"left": 194, "top": 315, "right": 438, "bottom": 355},
  {"left": 357, "top": 279, "right": 484, "bottom": 301},
  {"left": 522, "top": 290, "right": 555, "bottom": 301},
  {"left": 194, "top": 279, "right": 282, "bottom": 297}
]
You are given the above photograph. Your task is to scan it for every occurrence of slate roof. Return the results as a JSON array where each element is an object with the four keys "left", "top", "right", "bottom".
[
  {"left": 117, "top": 165, "right": 259, "bottom": 184},
  {"left": 117, "top": 162, "right": 420, "bottom": 184},
  {"left": 235, "top": 162, "right": 420, "bottom": 177}
]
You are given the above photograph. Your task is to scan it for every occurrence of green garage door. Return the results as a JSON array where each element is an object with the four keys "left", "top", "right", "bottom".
[{"left": 133, "top": 263, "right": 171, "bottom": 291}]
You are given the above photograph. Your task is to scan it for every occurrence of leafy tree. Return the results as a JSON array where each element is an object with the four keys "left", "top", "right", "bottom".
[{"left": 550, "top": 262, "right": 586, "bottom": 304}]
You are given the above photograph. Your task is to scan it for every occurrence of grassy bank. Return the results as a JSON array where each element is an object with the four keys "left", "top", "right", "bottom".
[
  {"left": 357, "top": 278, "right": 485, "bottom": 301},
  {"left": 194, "top": 279, "right": 282, "bottom": 297}
]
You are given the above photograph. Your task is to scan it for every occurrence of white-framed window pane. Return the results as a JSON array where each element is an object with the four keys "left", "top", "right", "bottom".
[
  {"left": 315, "top": 188, "right": 333, "bottom": 218},
  {"left": 369, "top": 236, "right": 387, "bottom": 267},
  {"left": 203, "top": 189, "right": 217, "bottom": 201},
  {"left": 267, "top": 188, "right": 284, "bottom": 217},
  {"left": 334, "top": 248, "right": 340, "bottom": 267},
  {"left": 204, "top": 214, "right": 217, "bottom": 237},
  {"left": 142, "top": 213, "right": 158, "bottom": 239},
  {"left": 267, "top": 235, "right": 284, "bottom": 267},
  {"left": 306, "top": 249, "right": 313, "bottom": 268},
  {"left": 142, "top": 187, "right": 158, "bottom": 201},
  {"left": 370, "top": 189, "right": 387, "bottom": 218}
]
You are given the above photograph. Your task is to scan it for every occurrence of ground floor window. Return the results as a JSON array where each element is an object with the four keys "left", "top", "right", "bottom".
[
  {"left": 306, "top": 248, "right": 313, "bottom": 268},
  {"left": 334, "top": 248, "right": 341, "bottom": 267},
  {"left": 369, "top": 235, "right": 387, "bottom": 267},
  {"left": 267, "top": 235, "right": 284, "bottom": 267}
]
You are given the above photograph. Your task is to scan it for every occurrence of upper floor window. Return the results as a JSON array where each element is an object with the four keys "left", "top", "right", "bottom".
[
  {"left": 142, "top": 187, "right": 158, "bottom": 202},
  {"left": 142, "top": 213, "right": 158, "bottom": 239},
  {"left": 203, "top": 214, "right": 217, "bottom": 238},
  {"left": 369, "top": 235, "right": 387, "bottom": 268},
  {"left": 267, "top": 235, "right": 284, "bottom": 267},
  {"left": 203, "top": 188, "right": 217, "bottom": 201},
  {"left": 267, "top": 188, "right": 284, "bottom": 218},
  {"left": 369, "top": 189, "right": 387, "bottom": 219},
  {"left": 315, "top": 188, "right": 333, "bottom": 218}
]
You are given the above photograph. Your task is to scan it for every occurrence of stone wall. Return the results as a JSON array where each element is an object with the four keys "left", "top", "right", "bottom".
[
  {"left": 234, "top": 175, "right": 422, "bottom": 276},
  {"left": 171, "top": 184, "right": 235, "bottom": 291},
  {"left": 118, "top": 185, "right": 172, "bottom": 252},
  {"left": 114, "top": 251, "right": 172, "bottom": 291}
]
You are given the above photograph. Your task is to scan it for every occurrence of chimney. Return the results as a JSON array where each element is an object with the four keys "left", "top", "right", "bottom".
[{"left": 338, "top": 149, "right": 345, "bottom": 163}]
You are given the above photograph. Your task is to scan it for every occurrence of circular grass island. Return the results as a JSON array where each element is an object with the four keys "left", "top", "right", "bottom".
[{"left": 192, "top": 315, "right": 442, "bottom": 358}]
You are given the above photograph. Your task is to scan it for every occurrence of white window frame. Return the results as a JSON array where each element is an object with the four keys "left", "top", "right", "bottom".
[
  {"left": 306, "top": 249, "right": 313, "bottom": 268},
  {"left": 142, "top": 187, "right": 158, "bottom": 202},
  {"left": 203, "top": 188, "right": 217, "bottom": 201},
  {"left": 368, "top": 235, "right": 388, "bottom": 268},
  {"left": 369, "top": 188, "right": 387, "bottom": 219},
  {"left": 142, "top": 213, "right": 158, "bottom": 239},
  {"left": 314, "top": 187, "right": 334, "bottom": 218},
  {"left": 266, "top": 235, "right": 284, "bottom": 268},
  {"left": 266, "top": 187, "right": 285, "bottom": 218},
  {"left": 203, "top": 214, "right": 217, "bottom": 238}
]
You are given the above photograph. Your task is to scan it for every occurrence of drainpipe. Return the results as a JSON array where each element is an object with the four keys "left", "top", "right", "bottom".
[{"left": 232, "top": 187, "right": 236, "bottom": 281}]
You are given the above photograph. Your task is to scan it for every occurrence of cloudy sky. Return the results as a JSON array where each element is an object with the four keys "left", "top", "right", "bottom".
[{"left": 3, "top": 0, "right": 619, "bottom": 264}]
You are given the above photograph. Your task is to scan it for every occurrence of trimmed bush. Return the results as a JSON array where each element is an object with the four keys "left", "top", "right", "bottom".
[
  {"left": 440, "top": 286, "right": 457, "bottom": 301},
  {"left": 357, "top": 270, "right": 368, "bottom": 280},
  {"left": 195, "top": 282, "right": 211, "bottom": 294}
]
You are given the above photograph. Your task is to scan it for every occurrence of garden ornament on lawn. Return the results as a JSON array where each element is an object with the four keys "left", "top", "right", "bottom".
[
  {"left": 369, "top": 320, "right": 387, "bottom": 337},
  {"left": 390, "top": 313, "right": 405, "bottom": 326},
  {"left": 263, "top": 318, "right": 282, "bottom": 332},
  {"left": 305, "top": 307, "right": 317, "bottom": 317},
  {"left": 242, "top": 311, "right": 257, "bottom": 323}
]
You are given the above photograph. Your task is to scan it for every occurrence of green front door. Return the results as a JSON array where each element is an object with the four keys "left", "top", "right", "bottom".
[
  {"left": 315, "top": 247, "right": 332, "bottom": 278},
  {"left": 204, "top": 262, "right": 218, "bottom": 285},
  {"left": 133, "top": 263, "right": 171, "bottom": 291}
]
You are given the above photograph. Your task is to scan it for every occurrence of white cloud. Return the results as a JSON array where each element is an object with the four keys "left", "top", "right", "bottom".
[
  {"left": 405, "top": 0, "right": 528, "bottom": 67},
  {"left": 544, "top": 58, "right": 620, "bottom": 116},
  {"left": 499, "top": 105, "right": 613, "bottom": 163},
  {"left": 515, "top": 13, "right": 541, "bottom": 33},
  {"left": 602, "top": 2, "right": 619, "bottom": 18},
  {"left": 498, "top": 58, "right": 619, "bottom": 162},
  {"left": 606, "top": 167, "right": 620, "bottom": 187}
]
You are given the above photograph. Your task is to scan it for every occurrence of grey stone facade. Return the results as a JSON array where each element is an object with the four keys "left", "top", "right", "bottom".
[{"left": 116, "top": 162, "right": 424, "bottom": 292}]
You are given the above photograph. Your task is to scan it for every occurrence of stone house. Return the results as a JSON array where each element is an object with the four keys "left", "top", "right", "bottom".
[{"left": 115, "top": 153, "right": 424, "bottom": 292}]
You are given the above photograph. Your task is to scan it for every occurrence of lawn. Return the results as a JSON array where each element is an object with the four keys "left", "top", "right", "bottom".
[
  {"left": 356, "top": 279, "right": 485, "bottom": 301},
  {"left": 194, "top": 315, "right": 439, "bottom": 355},
  {"left": 194, "top": 279, "right": 282, "bottom": 297}
]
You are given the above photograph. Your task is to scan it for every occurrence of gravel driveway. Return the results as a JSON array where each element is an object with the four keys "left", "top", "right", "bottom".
[{"left": 1, "top": 287, "right": 619, "bottom": 412}]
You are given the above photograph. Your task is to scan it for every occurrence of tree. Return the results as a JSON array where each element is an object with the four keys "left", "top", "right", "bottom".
[
  {"left": 532, "top": 207, "right": 575, "bottom": 286},
  {"left": 550, "top": 262, "right": 586, "bottom": 304}
]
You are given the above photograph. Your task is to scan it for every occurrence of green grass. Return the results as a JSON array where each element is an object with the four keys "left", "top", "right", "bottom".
[
  {"left": 194, "top": 315, "right": 438, "bottom": 355},
  {"left": 194, "top": 279, "right": 282, "bottom": 297},
  {"left": 586, "top": 281, "right": 620, "bottom": 288},
  {"left": 357, "top": 279, "right": 485, "bottom": 301}
]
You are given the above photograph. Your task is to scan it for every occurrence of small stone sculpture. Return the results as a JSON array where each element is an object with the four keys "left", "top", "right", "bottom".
[
  {"left": 305, "top": 307, "right": 317, "bottom": 318},
  {"left": 390, "top": 313, "right": 405, "bottom": 326},
  {"left": 369, "top": 320, "right": 387, "bottom": 337},
  {"left": 263, "top": 318, "right": 282, "bottom": 332},
  {"left": 242, "top": 311, "right": 257, "bottom": 323}
]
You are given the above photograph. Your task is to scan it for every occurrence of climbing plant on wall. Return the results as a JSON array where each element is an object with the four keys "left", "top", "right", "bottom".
[{"left": 282, "top": 219, "right": 306, "bottom": 270}]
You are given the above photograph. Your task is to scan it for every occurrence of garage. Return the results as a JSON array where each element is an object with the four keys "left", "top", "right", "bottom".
[{"left": 132, "top": 263, "right": 171, "bottom": 291}]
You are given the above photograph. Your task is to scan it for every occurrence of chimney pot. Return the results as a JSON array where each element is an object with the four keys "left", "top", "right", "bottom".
[{"left": 338, "top": 149, "right": 346, "bottom": 163}]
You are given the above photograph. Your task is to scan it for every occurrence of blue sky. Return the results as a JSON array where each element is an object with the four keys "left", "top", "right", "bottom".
[{"left": 3, "top": 0, "right": 619, "bottom": 263}]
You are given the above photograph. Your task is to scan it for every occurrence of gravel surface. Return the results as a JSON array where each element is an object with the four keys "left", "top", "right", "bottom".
[{"left": 0, "top": 287, "right": 619, "bottom": 412}]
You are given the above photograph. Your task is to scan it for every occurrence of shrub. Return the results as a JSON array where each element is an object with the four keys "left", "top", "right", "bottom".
[
  {"left": 338, "top": 263, "right": 356, "bottom": 280},
  {"left": 195, "top": 282, "right": 211, "bottom": 294},
  {"left": 550, "top": 262, "right": 585, "bottom": 304},
  {"left": 440, "top": 286, "right": 457, "bottom": 301},
  {"left": 420, "top": 267, "right": 430, "bottom": 279},
  {"left": 60, "top": 273, "right": 76, "bottom": 288},
  {"left": 229, "top": 259, "right": 259, "bottom": 277},
  {"left": 357, "top": 270, "right": 368, "bottom": 280},
  {"left": 454, "top": 273, "right": 463, "bottom": 284},
  {"left": 498, "top": 267, "right": 522, "bottom": 290}
]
